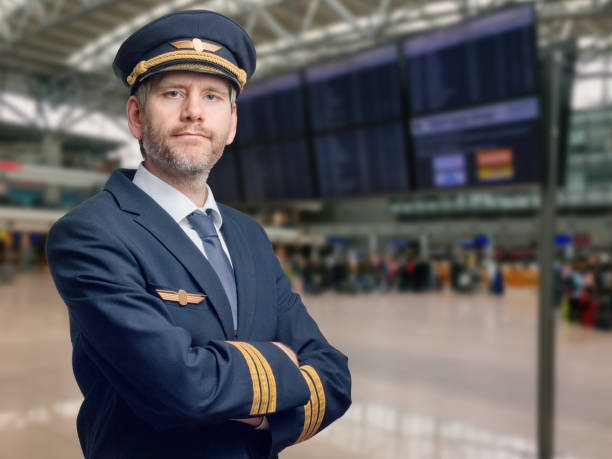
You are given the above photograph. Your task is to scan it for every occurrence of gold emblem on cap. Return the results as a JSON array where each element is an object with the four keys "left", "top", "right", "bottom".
[
  {"left": 193, "top": 38, "right": 204, "bottom": 52},
  {"left": 170, "top": 39, "right": 221, "bottom": 53},
  {"left": 155, "top": 288, "right": 206, "bottom": 306}
]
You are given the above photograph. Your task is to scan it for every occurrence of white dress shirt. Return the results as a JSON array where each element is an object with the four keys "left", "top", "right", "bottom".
[{"left": 132, "top": 163, "right": 232, "bottom": 266}]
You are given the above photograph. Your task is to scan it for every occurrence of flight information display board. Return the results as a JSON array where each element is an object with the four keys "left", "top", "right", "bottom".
[
  {"left": 208, "top": 146, "right": 242, "bottom": 203},
  {"left": 236, "top": 72, "right": 304, "bottom": 143},
  {"left": 405, "top": 4, "right": 537, "bottom": 114},
  {"left": 315, "top": 122, "right": 409, "bottom": 197},
  {"left": 306, "top": 44, "right": 402, "bottom": 131},
  {"left": 404, "top": 4, "right": 542, "bottom": 190},
  {"left": 240, "top": 139, "right": 314, "bottom": 201},
  {"left": 411, "top": 98, "right": 541, "bottom": 189}
]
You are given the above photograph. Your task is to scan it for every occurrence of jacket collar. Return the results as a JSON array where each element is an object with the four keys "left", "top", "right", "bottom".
[{"left": 132, "top": 163, "right": 224, "bottom": 231}]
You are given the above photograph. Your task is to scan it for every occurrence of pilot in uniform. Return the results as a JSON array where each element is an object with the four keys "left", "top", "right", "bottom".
[{"left": 46, "top": 9, "right": 351, "bottom": 459}]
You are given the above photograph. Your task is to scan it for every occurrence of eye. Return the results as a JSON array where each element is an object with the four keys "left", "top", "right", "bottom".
[
  {"left": 165, "top": 90, "right": 181, "bottom": 98},
  {"left": 205, "top": 94, "right": 218, "bottom": 101}
]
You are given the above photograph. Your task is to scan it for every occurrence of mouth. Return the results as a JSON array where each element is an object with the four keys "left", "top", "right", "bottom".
[{"left": 174, "top": 132, "right": 207, "bottom": 138}]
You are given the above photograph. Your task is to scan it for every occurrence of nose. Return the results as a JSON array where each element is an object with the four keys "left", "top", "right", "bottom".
[{"left": 181, "top": 92, "right": 203, "bottom": 122}]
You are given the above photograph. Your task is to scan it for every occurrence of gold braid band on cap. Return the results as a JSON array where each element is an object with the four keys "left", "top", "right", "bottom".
[{"left": 127, "top": 50, "right": 247, "bottom": 88}]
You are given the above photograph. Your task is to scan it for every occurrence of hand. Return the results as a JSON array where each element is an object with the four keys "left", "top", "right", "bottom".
[
  {"left": 231, "top": 416, "right": 264, "bottom": 427},
  {"left": 272, "top": 341, "right": 299, "bottom": 367}
]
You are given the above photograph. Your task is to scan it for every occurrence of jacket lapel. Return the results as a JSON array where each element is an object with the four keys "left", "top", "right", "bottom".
[
  {"left": 219, "top": 207, "right": 257, "bottom": 340},
  {"left": 104, "top": 169, "right": 235, "bottom": 339}
]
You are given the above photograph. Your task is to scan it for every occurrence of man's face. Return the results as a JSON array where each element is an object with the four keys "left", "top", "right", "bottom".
[{"left": 129, "top": 71, "right": 237, "bottom": 177}]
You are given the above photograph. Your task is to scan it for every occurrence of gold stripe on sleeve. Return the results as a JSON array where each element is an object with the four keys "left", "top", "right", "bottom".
[
  {"left": 300, "top": 365, "right": 326, "bottom": 441},
  {"left": 226, "top": 341, "right": 262, "bottom": 416},
  {"left": 301, "top": 367, "right": 320, "bottom": 441},
  {"left": 299, "top": 399, "right": 313, "bottom": 443},
  {"left": 234, "top": 343, "right": 269, "bottom": 415},
  {"left": 296, "top": 368, "right": 317, "bottom": 443},
  {"left": 242, "top": 343, "right": 277, "bottom": 413}
]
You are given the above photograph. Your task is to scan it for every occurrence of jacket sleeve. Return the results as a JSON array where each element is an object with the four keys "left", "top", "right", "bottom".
[
  {"left": 46, "top": 214, "right": 310, "bottom": 430},
  {"left": 254, "top": 226, "right": 352, "bottom": 454}
]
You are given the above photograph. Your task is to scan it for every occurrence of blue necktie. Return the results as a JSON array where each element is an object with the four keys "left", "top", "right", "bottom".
[{"left": 187, "top": 210, "right": 237, "bottom": 330}]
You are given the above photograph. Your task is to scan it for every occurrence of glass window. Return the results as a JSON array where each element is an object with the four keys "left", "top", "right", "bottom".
[{"left": 572, "top": 78, "right": 604, "bottom": 109}]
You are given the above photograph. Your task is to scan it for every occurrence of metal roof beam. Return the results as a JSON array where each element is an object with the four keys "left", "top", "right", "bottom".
[
  {"left": 65, "top": 0, "right": 284, "bottom": 71},
  {"left": 252, "top": 0, "right": 612, "bottom": 78},
  {"left": 0, "top": 92, "right": 33, "bottom": 123},
  {"left": 258, "top": 7, "right": 293, "bottom": 41},
  {"left": 324, "top": 0, "right": 363, "bottom": 34},
  {"left": 254, "top": 0, "right": 467, "bottom": 76},
  {"left": 0, "top": 0, "right": 125, "bottom": 53},
  {"left": 301, "top": 0, "right": 320, "bottom": 35},
  {"left": 231, "top": 0, "right": 294, "bottom": 41}
]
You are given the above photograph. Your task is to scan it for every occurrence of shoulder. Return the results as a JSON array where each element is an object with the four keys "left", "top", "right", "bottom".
[
  {"left": 218, "top": 203, "right": 269, "bottom": 240},
  {"left": 218, "top": 203, "right": 262, "bottom": 229},
  {"left": 48, "top": 190, "right": 121, "bottom": 240}
]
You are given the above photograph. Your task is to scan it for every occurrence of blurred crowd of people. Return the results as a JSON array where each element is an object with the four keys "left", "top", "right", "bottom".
[
  {"left": 556, "top": 256, "right": 612, "bottom": 331},
  {"left": 293, "top": 252, "right": 440, "bottom": 295},
  {"left": 5, "top": 230, "right": 610, "bottom": 335},
  {"left": 274, "top": 245, "right": 505, "bottom": 296},
  {"left": 0, "top": 231, "right": 47, "bottom": 283}
]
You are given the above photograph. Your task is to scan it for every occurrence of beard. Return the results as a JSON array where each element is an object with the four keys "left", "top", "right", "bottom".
[{"left": 141, "top": 117, "right": 229, "bottom": 178}]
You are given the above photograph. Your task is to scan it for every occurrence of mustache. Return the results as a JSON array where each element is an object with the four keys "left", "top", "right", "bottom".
[{"left": 171, "top": 126, "right": 211, "bottom": 137}]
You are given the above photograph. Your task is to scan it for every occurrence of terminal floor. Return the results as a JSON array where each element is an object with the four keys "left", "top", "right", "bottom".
[{"left": 0, "top": 271, "right": 610, "bottom": 459}]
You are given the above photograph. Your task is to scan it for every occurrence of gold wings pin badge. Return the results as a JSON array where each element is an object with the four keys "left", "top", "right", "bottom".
[{"left": 155, "top": 289, "right": 206, "bottom": 306}]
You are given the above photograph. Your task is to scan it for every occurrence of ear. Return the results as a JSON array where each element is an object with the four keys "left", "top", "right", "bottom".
[
  {"left": 225, "top": 103, "right": 238, "bottom": 146},
  {"left": 126, "top": 95, "right": 144, "bottom": 140}
]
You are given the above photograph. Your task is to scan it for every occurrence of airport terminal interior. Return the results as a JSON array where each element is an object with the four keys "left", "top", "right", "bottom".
[{"left": 1, "top": 0, "right": 612, "bottom": 458}]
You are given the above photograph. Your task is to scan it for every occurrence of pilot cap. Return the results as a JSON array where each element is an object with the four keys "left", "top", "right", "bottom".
[{"left": 112, "top": 10, "right": 256, "bottom": 93}]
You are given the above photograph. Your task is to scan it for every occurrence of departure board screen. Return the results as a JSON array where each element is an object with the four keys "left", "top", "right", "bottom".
[
  {"left": 315, "top": 122, "right": 409, "bottom": 196},
  {"left": 236, "top": 72, "right": 304, "bottom": 143},
  {"left": 405, "top": 4, "right": 542, "bottom": 190},
  {"left": 208, "top": 146, "right": 241, "bottom": 203},
  {"left": 306, "top": 45, "right": 401, "bottom": 131},
  {"left": 240, "top": 139, "right": 314, "bottom": 201},
  {"left": 411, "top": 98, "right": 541, "bottom": 189},
  {"left": 405, "top": 4, "right": 537, "bottom": 114}
]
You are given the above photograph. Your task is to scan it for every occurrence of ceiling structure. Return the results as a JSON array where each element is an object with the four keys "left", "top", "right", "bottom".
[{"left": 0, "top": 0, "right": 611, "bottom": 127}]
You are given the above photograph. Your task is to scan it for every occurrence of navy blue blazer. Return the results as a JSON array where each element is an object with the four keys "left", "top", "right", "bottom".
[{"left": 46, "top": 169, "right": 351, "bottom": 459}]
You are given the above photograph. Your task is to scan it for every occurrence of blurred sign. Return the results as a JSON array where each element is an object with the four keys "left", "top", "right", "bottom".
[
  {"left": 572, "top": 233, "right": 591, "bottom": 246},
  {"left": 554, "top": 233, "right": 572, "bottom": 246},
  {"left": 386, "top": 238, "right": 410, "bottom": 248},
  {"left": 476, "top": 148, "right": 514, "bottom": 181},
  {"left": 326, "top": 236, "right": 347, "bottom": 246},
  {"left": 0, "top": 160, "right": 23, "bottom": 171},
  {"left": 460, "top": 239, "right": 474, "bottom": 249},
  {"left": 473, "top": 234, "right": 490, "bottom": 247}
]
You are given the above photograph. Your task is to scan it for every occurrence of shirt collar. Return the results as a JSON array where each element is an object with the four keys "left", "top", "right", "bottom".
[{"left": 132, "top": 163, "right": 223, "bottom": 230}]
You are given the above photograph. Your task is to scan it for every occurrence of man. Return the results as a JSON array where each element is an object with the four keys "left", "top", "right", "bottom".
[{"left": 46, "top": 10, "right": 351, "bottom": 459}]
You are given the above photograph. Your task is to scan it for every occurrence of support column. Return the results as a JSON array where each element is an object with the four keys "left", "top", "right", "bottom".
[
  {"left": 419, "top": 233, "right": 429, "bottom": 259},
  {"left": 537, "top": 49, "right": 562, "bottom": 459},
  {"left": 41, "top": 134, "right": 62, "bottom": 206}
]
